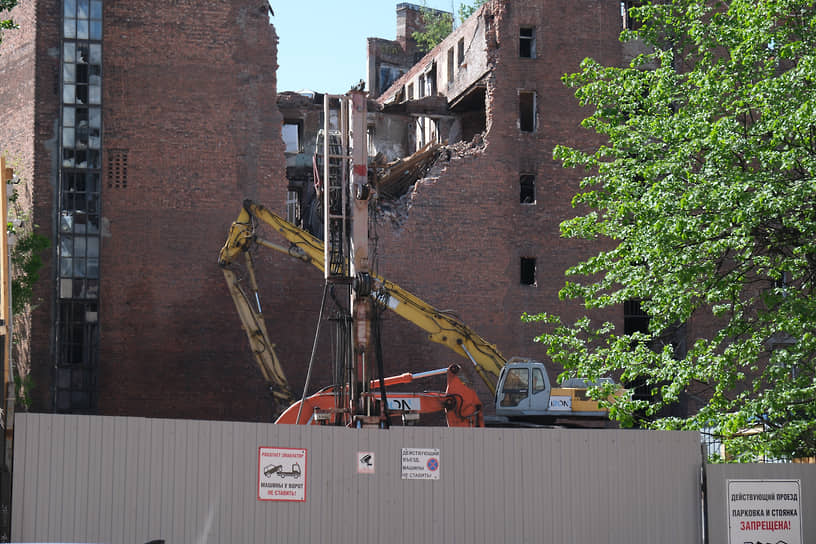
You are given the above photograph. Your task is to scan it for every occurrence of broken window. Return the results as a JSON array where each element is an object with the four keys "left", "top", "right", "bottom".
[
  {"left": 427, "top": 64, "right": 437, "bottom": 96},
  {"left": 418, "top": 74, "right": 426, "bottom": 98},
  {"left": 457, "top": 37, "right": 465, "bottom": 65},
  {"left": 367, "top": 123, "right": 376, "bottom": 156},
  {"left": 447, "top": 47, "right": 454, "bottom": 83},
  {"left": 282, "top": 121, "right": 302, "bottom": 153},
  {"left": 407, "top": 83, "right": 414, "bottom": 100},
  {"left": 286, "top": 189, "right": 300, "bottom": 224},
  {"left": 520, "top": 257, "right": 536, "bottom": 286},
  {"left": 520, "top": 174, "right": 535, "bottom": 203},
  {"left": 58, "top": 0, "right": 103, "bottom": 413},
  {"left": 519, "top": 90, "right": 536, "bottom": 132},
  {"left": 519, "top": 27, "right": 535, "bottom": 58}
]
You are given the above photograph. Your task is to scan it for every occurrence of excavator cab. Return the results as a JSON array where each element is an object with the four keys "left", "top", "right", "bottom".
[{"left": 494, "top": 359, "right": 552, "bottom": 417}]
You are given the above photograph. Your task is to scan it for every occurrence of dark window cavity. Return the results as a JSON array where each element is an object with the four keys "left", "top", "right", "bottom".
[
  {"left": 519, "top": 90, "right": 536, "bottom": 132},
  {"left": 520, "top": 257, "right": 536, "bottom": 285},
  {"left": 520, "top": 174, "right": 535, "bottom": 203},
  {"left": 519, "top": 27, "right": 535, "bottom": 58},
  {"left": 623, "top": 300, "right": 650, "bottom": 334}
]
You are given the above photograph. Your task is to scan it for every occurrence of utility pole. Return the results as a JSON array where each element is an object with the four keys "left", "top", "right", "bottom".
[{"left": 0, "top": 155, "right": 13, "bottom": 541}]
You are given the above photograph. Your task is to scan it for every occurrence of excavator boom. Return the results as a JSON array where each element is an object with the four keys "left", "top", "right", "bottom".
[{"left": 219, "top": 200, "right": 506, "bottom": 396}]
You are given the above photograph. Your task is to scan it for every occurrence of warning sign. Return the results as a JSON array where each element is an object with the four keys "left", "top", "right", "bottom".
[
  {"left": 358, "top": 451, "right": 375, "bottom": 474},
  {"left": 258, "top": 447, "right": 307, "bottom": 502},
  {"left": 727, "top": 479, "right": 801, "bottom": 544},
  {"left": 401, "top": 448, "right": 440, "bottom": 480}
]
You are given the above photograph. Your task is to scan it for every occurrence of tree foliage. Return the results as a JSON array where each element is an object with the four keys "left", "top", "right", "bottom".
[
  {"left": 528, "top": 0, "right": 816, "bottom": 460},
  {"left": 412, "top": 1, "right": 487, "bottom": 53},
  {"left": 10, "top": 231, "right": 49, "bottom": 314},
  {"left": 457, "top": 0, "right": 487, "bottom": 22},
  {"left": 0, "top": 0, "right": 18, "bottom": 39},
  {"left": 412, "top": 6, "right": 453, "bottom": 53}
]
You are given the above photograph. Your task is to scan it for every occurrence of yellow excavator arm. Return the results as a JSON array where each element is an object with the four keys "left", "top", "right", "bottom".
[{"left": 218, "top": 200, "right": 506, "bottom": 397}]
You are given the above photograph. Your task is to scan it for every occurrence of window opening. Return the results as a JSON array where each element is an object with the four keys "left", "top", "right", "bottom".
[
  {"left": 520, "top": 174, "right": 535, "bottom": 203},
  {"left": 286, "top": 189, "right": 300, "bottom": 224},
  {"left": 418, "top": 74, "right": 426, "bottom": 98},
  {"left": 58, "top": 0, "right": 103, "bottom": 413},
  {"left": 520, "top": 257, "right": 536, "bottom": 285},
  {"left": 519, "top": 91, "right": 536, "bottom": 132},
  {"left": 519, "top": 27, "right": 535, "bottom": 58},
  {"left": 457, "top": 38, "right": 465, "bottom": 65},
  {"left": 621, "top": 1, "right": 644, "bottom": 30},
  {"left": 500, "top": 368, "right": 529, "bottom": 407},
  {"left": 447, "top": 47, "right": 454, "bottom": 83},
  {"left": 407, "top": 83, "right": 414, "bottom": 101},
  {"left": 282, "top": 121, "right": 301, "bottom": 153},
  {"left": 623, "top": 299, "right": 650, "bottom": 335},
  {"left": 532, "top": 368, "right": 546, "bottom": 394}
]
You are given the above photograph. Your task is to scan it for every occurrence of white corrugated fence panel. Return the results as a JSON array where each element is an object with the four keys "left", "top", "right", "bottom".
[{"left": 12, "top": 413, "right": 703, "bottom": 543}]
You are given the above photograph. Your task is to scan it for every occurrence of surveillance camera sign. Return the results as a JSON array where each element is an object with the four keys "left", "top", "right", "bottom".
[{"left": 727, "top": 479, "right": 801, "bottom": 544}]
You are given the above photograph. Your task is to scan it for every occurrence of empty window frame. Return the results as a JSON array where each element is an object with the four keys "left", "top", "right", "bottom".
[
  {"left": 519, "top": 90, "right": 536, "bottom": 132},
  {"left": 520, "top": 174, "right": 535, "bottom": 203},
  {"left": 447, "top": 47, "right": 454, "bottom": 83},
  {"left": 286, "top": 189, "right": 300, "bottom": 224},
  {"left": 457, "top": 37, "right": 465, "bottom": 65},
  {"left": 621, "top": 1, "right": 644, "bottom": 30},
  {"left": 418, "top": 74, "right": 426, "bottom": 98},
  {"left": 623, "top": 299, "right": 650, "bottom": 334},
  {"left": 519, "top": 27, "right": 535, "bottom": 58},
  {"left": 520, "top": 257, "right": 536, "bottom": 285},
  {"left": 407, "top": 83, "right": 414, "bottom": 100},
  {"left": 282, "top": 121, "right": 302, "bottom": 153}
]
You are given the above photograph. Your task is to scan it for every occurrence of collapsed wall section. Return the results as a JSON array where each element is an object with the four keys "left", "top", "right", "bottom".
[{"left": 369, "top": 0, "right": 630, "bottom": 397}]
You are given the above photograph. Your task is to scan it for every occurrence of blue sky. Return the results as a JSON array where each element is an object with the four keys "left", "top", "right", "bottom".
[{"left": 272, "top": 1, "right": 470, "bottom": 94}]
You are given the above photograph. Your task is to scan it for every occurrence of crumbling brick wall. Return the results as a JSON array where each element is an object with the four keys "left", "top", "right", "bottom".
[{"left": 369, "top": 0, "right": 630, "bottom": 401}]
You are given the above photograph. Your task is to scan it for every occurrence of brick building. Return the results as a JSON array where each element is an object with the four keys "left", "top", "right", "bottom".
[
  {"left": 279, "top": 1, "right": 676, "bottom": 409},
  {"left": 0, "top": 0, "right": 305, "bottom": 421},
  {"left": 366, "top": 0, "right": 633, "bottom": 401},
  {"left": 0, "top": 0, "right": 694, "bottom": 423}
]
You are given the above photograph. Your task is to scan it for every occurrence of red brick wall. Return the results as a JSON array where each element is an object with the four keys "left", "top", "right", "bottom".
[
  {"left": 0, "top": 0, "right": 61, "bottom": 411},
  {"left": 0, "top": 0, "right": 304, "bottom": 421},
  {"left": 369, "top": 0, "right": 629, "bottom": 402},
  {"left": 95, "top": 1, "right": 292, "bottom": 420}
]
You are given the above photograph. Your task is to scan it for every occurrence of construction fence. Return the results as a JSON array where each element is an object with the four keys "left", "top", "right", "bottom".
[{"left": 8, "top": 413, "right": 811, "bottom": 543}]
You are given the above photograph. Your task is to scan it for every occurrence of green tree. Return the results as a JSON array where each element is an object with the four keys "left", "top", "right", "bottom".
[
  {"left": 0, "top": 0, "right": 18, "bottom": 38},
  {"left": 412, "top": 6, "right": 453, "bottom": 53},
  {"left": 411, "top": 1, "right": 486, "bottom": 53},
  {"left": 457, "top": 0, "right": 487, "bottom": 22},
  {"left": 528, "top": 0, "right": 816, "bottom": 460}
]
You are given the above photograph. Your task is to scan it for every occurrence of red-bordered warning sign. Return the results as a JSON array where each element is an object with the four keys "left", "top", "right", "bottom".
[{"left": 258, "top": 447, "right": 307, "bottom": 502}]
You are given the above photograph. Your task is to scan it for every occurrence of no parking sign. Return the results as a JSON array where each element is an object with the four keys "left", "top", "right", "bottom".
[{"left": 401, "top": 448, "right": 440, "bottom": 480}]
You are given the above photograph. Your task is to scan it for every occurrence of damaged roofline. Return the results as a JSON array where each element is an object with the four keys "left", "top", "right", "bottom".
[{"left": 377, "top": 1, "right": 493, "bottom": 107}]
